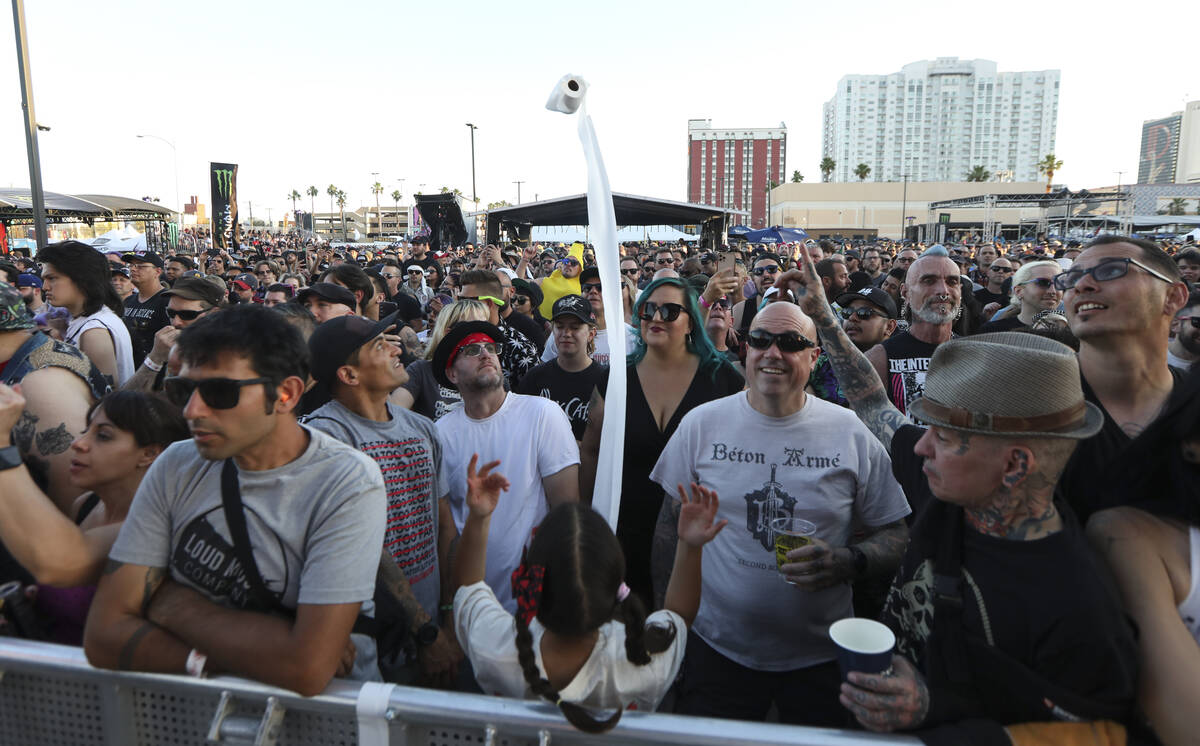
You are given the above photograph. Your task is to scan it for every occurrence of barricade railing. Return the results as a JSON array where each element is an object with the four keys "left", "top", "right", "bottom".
[{"left": 0, "top": 639, "right": 919, "bottom": 746}]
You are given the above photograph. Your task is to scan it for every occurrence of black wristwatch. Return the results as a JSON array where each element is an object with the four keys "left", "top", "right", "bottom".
[
  {"left": 848, "top": 545, "right": 868, "bottom": 579},
  {"left": 415, "top": 620, "right": 439, "bottom": 647},
  {"left": 0, "top": 445, "right": 22, "bottom": 472}
]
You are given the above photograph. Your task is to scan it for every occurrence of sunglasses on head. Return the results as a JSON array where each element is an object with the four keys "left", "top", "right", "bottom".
[
  {"left": 164, "top": 376, "right": 271, "bottom": 410},
  {"left": 458, "top": 294, "right": 506, "bottom": 307},
  {"left": 639, "top": 301, "right": 686, "bottom": 322},
  {"left": 166, "top": 308, "right": 207, "bottom": 321},
  {"left": 839, "top": 306, "right": 885, "bottom": 321},
  {"left": 752, "top": 265, "right": 780, "bottom": 276},
  {"left": 746, "top": 329, "right": 817, "bottom": 352},
  {"left": 581, "top": 282, "right": 602, "bottom": 293}
]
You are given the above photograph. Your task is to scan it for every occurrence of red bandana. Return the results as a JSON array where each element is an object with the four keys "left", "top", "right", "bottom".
[{"left": 448, "top": 332, "right": 495, "bottom": 367}]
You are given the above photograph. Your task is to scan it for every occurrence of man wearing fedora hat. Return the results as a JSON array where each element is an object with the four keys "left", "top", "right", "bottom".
[
  {"left": 774, "top": 258, "right": 1139, "bottom": 742},
  {"left": 432, "top": 321, "right": 579, "bottom": 613}
]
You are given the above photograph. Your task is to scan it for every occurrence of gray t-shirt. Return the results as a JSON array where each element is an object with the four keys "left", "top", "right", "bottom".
[
  {"left": 110, "top": 426, "right": 387, "bottom": 681},
  {"left": 303, "top": 400, "right": 449, "bottom": 619},
  {"left": 401, "top": 359, "right": 463, "bottom": 421},
  {"left": 651, "top": 392, "right": 910, "bottom": 671}
]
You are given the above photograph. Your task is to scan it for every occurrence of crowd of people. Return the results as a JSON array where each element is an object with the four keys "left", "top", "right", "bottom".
[{"left": 0, "top": 227, "right": 1197, "bottom": 744}]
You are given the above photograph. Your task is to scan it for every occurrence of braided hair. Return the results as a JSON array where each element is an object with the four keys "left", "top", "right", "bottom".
[{"left": 513, "top": 504, "right": 676, "bottom": 733}]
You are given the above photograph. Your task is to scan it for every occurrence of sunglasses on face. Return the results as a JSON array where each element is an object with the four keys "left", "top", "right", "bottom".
[
  {"left": 713, "top": 297, "right": 732, "bottom": 309},
  {"left": 752, "top": 265, "right": 780, "bottom": 276},
  {"left": 639, "top": 301, "right": 686, "bottom": 322},
  {"left": 1186, "top": 317, "right": 1200, "bottom": 329},
  {"left": 458, "top": 294, "right": 506, "bottom": 307},
  {"left": 562, "top": 259, "right": 580, "bottom": 267},
  {"left": 621, "top": 268, "right": 639, "bottom": 276},
  {"left": 581, "top": 282, "right": 602, "bottom": 293},
  {"left": 989, "top": 265, "right": 1014, "bottom": 273},
  {"left": 164, "top": 376, "right": 271, "bottom": 410},
  {"left": 1053, "top": 257, "right": 1174, "bottom": 291},
  {"left": 746, "top": 329, "right": 817, "bottom": 352},
  {"left": 457, "top": 342, "right": 498, "bottom": 358},
  {"left": 166, "top": 308, "right": 207, "bottom": 321},
  {"left": 513, "top": 294, "right": 529, "bottom": 305},
  {"left": 1019, "top": 277, "right": 1057, "bottom": 290},
  {"left": 840, "top": 307, "right": 885, "bottom": 321},
  {"left": 656, "top": 257, "right": 674, "bottom": 265}
]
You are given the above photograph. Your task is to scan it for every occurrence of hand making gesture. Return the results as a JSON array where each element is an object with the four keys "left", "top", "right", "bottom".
[
  {"left": 773, "top": 250, "right": 837, "bottom": 326},
  {"left": 465, "top": 454, "right": 510, "bottom": 519},
  {"left": 675, "top": 482, "right": 727, "bottom": 549}
]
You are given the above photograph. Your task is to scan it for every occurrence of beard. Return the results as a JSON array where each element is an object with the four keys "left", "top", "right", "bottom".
[
  {"left": 458, "top": 368, "right": 504, "bottom": 393},
  {"left": 912, "top": 296, "right": 959, "bottom": 325}
]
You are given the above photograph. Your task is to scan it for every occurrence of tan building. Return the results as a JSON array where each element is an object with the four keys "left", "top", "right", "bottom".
[
  {"left": 314, "top": 205, "right": 410, "bottom": 240},
  {"left": 770, "top": 181, "right": 1046, "bottom": 240}
]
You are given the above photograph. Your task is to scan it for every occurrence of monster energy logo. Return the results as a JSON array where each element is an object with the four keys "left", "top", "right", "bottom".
[{"left": 214, "top": 169, "right": 234, "bottom": 199}]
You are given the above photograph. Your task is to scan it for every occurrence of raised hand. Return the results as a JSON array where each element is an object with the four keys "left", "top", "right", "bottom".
[
  {"left": 465, "top": 454, "right": 510, "bottom": 519},
  {"left": 675, "top": 482, "right": 727, "bottom": 549},
  {"left": 702, "top": 268, "right": 740, "bottom": 305},
  {"left": 0, "top": 383, "right": 26, "bottom": 443},
  {"left": 773, "top": 250, "right": 835, "bottom": 324}
]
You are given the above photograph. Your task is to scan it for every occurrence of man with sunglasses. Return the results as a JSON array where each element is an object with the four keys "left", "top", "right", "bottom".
[
  {"left": 86, "top": 305, "right": 388, "bottom": 692},
  {"left": 653, "top": 301, "right": 909, "bottom": 726},
  {"left": 303, "top": 313, "right": 463, "bottom": 687},
  {"left": 973, "top": 257, "right": 1012, "bottom": 315},
  {"left": 808, "top": 289, "right": 899, "bottom": 409},
  {"left": 458, "top": 269, "right": 540, "bottom": 389},
  {"left": 432, "top": 321, "right": 579, "bottom": 613},
  {"left": 1054, "top": 236, "right": 1191, "bottom": 521},
  {"left": 1167, "top": 293, "right": 1199, "bottom": 371},
  {"left": 121, "top": 252, "right": 170, "bottom": 369},
  {"left": 124, "top": 277, "right": 224, "bottom": 394},
  {"left": 493, "top": 269, "right": 546, "bottom": 351},
  {"left": 732, "top": 255, "right": 784, "bottom": 348}
]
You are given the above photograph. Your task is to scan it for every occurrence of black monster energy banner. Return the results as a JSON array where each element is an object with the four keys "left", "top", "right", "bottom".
[{"left": 210, "top": 162, "right": 239, "bottom": 250}]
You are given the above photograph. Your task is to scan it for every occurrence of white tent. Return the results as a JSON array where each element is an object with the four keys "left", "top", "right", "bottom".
[
  {"left": 1185, "top": 228, "right": 1200, "bottom": 242},
  {"left": 529, "top": 225, "right": 699, "bottom": 243},
  {"left": 89, "top": 226, "right": 146, "bottom": 253}
]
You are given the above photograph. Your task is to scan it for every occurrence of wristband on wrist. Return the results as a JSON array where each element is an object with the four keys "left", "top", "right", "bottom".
[
  {"left": 699, "top": 296, "right": 712, "bottom": 309},
  {"left": 185, "top": 648, "right": 208, "bottom": 678},
  {"left": 143, "top": 357, "right": 164, "bottom": 372}
]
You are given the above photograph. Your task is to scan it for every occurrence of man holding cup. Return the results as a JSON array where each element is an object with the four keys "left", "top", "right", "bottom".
[
  {"left": 773, "top": 258, "right": 1139, "bottom": 741},
  {"left": 649, "top": 301, "right": 910, "bottom": 725}
]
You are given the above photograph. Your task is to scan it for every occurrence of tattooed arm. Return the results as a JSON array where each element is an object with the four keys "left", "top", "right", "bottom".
[
  {"left": 83, "top": 560, "right": 191, "bottom": 674},
  {"left": 774, "top": 262, "right": 910, "bottom": 454},
  {"left": 16, "top": 366, "right": 95, "bottom": 513},
  {"left": 650, "top": 492, "right": 682, "bottom": 610},
  {"left": 850, "top": 520, "right": 909, "bottom": 581}
]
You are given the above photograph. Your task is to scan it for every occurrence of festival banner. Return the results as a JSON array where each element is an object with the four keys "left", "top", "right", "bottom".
[{"left": 210, "top": 162, "right": 239, "bottom": 250}]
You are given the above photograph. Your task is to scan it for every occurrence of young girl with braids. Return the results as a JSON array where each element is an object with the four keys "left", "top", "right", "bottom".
[{"left": 453, "top": 455, "right": 726, "bottom": 733}]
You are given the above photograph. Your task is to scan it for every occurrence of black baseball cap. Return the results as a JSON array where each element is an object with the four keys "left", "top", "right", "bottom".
[
  {"left": 296, "top": 282, "right": 356, "bottom": 310},
  {"left": 231, "top": 273, "right": 258, "bottom": 291},
  {"left": 121, "top": 252, "right": 164, "bottom": 268},
  {"left": 551, "top": 294, "right": 596, "bottom": 325},
  {"left": 579, "top": 266, "right": 600, "bottom": 284},
  {"left": 837, "top": 287, "right": 898, "bottom": 319},
  {"left": 308, "top": 311, "right": 401, "bottom": 386}
]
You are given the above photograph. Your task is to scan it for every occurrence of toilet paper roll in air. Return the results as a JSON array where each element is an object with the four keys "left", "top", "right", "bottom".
[{"left": 545, "top": 75, "right": 588, "bottom": 114}]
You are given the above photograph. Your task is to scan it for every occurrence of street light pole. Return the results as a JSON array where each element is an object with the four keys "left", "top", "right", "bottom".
[
  {"left": 465, "top": 123, "right": 478, "bottom": 203},
  {"left": 513, "top": 180, "right": 524, "bottom": 204},
  {"left": 900, "top": 173, "right": 909, "bottom": 241},
  {"left": 136, "top": 134, "right": 180, "bottom": 230},
  {"left": 12, "top": 0, "right": 47, "bottom": 248}
]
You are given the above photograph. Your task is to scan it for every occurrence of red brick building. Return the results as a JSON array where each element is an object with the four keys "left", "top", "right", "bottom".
[{"left": 687, "top": 119, "right": 787, "bottom": 228}]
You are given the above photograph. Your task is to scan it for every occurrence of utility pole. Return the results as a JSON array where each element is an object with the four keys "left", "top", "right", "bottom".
[
  {"left": 513, "top": 180, "right": 524, "bottom": 204},
  {"left": 465, "top": 123, "right": 478, "bottom": 204},
  {"left": 900, "top": 173, "right": 909, "bottom": 241},
  {"left": 12, "top": 0, "right": 47, "bottom": 248}
]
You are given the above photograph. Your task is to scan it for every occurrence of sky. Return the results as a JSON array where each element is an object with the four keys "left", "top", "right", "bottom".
[{"left": 0, "top": 0, "right": 1193, "bottom": 224}]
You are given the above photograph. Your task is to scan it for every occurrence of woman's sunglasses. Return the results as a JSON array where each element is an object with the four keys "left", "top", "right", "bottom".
[
  {"left": 639, "top": 301, "right": 686, "bottom": 322},
  {"left": 164, "top": 376, "right": 271, "bottom": 409}
]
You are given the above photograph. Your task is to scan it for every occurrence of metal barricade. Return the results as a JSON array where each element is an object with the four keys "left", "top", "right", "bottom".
[{"left": 0, "top": 639, "right": 919, "bottom": 746}]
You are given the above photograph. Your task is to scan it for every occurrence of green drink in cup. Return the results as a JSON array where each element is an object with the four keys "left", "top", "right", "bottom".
[{"left": 772, "top": 516, "right": 817, "bottom": 572}]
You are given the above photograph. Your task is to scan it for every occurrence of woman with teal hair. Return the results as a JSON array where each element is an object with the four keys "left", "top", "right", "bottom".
[{"left": 609, "top": 276, "right": 743, "bottom": 609}]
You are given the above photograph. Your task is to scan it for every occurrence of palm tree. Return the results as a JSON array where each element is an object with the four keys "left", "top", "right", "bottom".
[
  {"left": 336, "top": 190, "right": 348, "bottom": 241},
  {"left": 791, "top": 170, "right": 804, "bottom": 183},
  {"left": 820, "top": 157, "right": 836, "bottom": 183},
  {"left": 1166, "top": 197, "right": 1189, "bottom": 216},
  {"left": 853, "top": 163, "right": 871, "bottom": 182},
  {"left": 966, "top": 166, "right": 991, "bottom": 182},
  {"left": 371, "top": 181, "right": 383, "bottom": 237},
  {"left": 288, "top": 189, "right": 301, "bottom": 214},
  {"left": 1036, "top": 154, "right": 1063, "bottom": 194},
  {"left": 306, "top": 186, "right": 318, "bottom": 232},
  {"left": 390, "top": 189, "right": 402, "bottom": 235},
  {"left": 326, "top": 184, "right": 338, "bottom": 223}
]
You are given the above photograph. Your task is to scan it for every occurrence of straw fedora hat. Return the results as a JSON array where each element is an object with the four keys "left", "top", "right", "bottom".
[{"left": 908, "top": 332, "right": 1103, "bottom": 440}]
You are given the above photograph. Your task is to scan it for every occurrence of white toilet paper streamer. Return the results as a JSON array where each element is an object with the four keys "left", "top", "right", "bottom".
[
  {"left": 546, "top": 75, "right": 626, "bottom": 530},
  {"left": 355, "top": 681, "right": 396, "bottom": 746}
]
